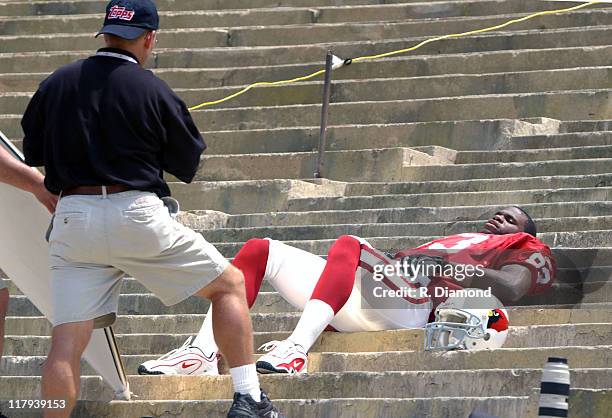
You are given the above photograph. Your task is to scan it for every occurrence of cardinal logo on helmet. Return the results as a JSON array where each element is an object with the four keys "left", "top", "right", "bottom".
[{"left": 487, "top": 309, "right": 509, "bottom": 332}]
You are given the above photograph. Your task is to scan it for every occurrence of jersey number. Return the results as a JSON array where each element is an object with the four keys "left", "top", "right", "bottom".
[{"left": 526, "top": 252, "right": 553, "bottom": 285}]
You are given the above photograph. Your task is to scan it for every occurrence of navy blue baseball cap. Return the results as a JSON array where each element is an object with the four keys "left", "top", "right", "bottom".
[{"left": 96, "top": 0, "right": 159, "bottom": 40}]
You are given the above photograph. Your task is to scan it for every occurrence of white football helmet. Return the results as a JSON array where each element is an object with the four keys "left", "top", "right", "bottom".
[{"left": 424, "top": 291, "right": 509, "bottom": 351}]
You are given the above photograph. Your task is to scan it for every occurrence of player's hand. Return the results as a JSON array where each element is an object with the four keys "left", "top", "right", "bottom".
[
  {"left": 399, "top": 254, "right": 447, "bottom": 276},
  {"left": 32, "top": 183, "right": 58, "bottom": 214}
]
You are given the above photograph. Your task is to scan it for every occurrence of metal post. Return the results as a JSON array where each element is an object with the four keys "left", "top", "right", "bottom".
[{"left": 315, "top": 50, "right": 334, "bottom": 178}]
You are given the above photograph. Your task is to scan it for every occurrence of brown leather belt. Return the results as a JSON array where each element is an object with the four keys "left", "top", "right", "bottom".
[{"left": 62, "top": 185, "right": 132, "bottom": 197}]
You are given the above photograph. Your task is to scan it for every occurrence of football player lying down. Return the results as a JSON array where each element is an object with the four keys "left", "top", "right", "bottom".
[{"left": 139, "top": 206, "right": 555, "bottom": 376}]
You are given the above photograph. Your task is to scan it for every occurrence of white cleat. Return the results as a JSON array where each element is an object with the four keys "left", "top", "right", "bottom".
[
  {"left": 138, "top": 337, "right": 219, "bottom": 376},
  {"left": 256, "top": 339, "right": 308, "bottom": 375}
]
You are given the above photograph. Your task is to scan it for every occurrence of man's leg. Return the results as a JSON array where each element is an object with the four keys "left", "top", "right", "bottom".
[
  {"left": 191, "top": 238, "right": 270, "bottom": 354},
  {"left": 42, "top": 320, "right": 93, "bottom": 418},
  {"left": 0, "top": 288, "right": 8, "bottom": 358},
  {"left": 195, "top": 264, "right": 262, "bottom": 402}
]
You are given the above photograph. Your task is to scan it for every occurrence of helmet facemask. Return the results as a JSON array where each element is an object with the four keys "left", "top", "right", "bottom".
[{"left": 424, "top": 308, "right": 486, "bottom": 350}]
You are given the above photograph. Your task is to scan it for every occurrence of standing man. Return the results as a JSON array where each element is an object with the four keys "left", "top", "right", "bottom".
[
  {"left": 21, "top": 1, "right": 283, "bottom": 417},
  {"left": 0, "top": 145, "right": 58, "bottom": 358}
]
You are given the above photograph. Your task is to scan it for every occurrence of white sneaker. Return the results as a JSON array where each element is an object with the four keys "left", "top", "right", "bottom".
[
  {"left": 256, "top": 339, "right": 308, "bottom": 375},
  {"left": 138, "top": 337, "right": 219, "bottom": 376}
]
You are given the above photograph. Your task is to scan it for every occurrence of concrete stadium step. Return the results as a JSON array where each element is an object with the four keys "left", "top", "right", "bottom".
[
  {"left": 200, "top": 139, "right": 611, "bottom": 164},
  {"left": 0, "top": 4, "right": 497, "bottom": 36},
  {"left": 551, "top": 266, "right": 612, "bottom": 284},
  {"left": 200, "top": 215, "right": 612, "bottom": 243},
  {"left": 5, "top": 66, "right": 612, "bottom": 115},
  {"left": 4, "top": 323, "right": 612, "bottom": 357},
  {"left": 222, "top": 202, "right": 612, "bottom": 226},
  {"left": 455, "top": 145, "right": 612, "bottom": 163},
  {"left": 152, "top": 24, "right": 612, "bottom": 70},
  {"left": 192, "top": 149, "right": 612, "bottom": 183},
  {"left": 68, "top": 390, "right": 612, "bottom": 418},
  {"left": 4, "top": 8, "right": 612, "bottom": 53},
  {"left": 184, "top": 90, "right": 612, "bottom": 133},
  {"left": 3, "top": 345, "right": 611, "bottom": 377},
  {"left": 4, "top": 45, "right": 612, "bottom": 92},
  {"left": 342, "top": 174, "right": 612, "bottom": 197},
  {"left": 6, "top": 262, "right": 603, "bottom": 296},
  {"left": 2, "top": 90, "right": 584, "bottom": 138},
  {"left": 1, "top": 368, "right": 609, "bottom": 401},
  {"left": 283, "top": 188, "right": 612, "bottom": 211},
  {"left": 1, "top": 391, "right": 607, "bottom": 418},
  {"left": 212, "top": 232, "right": 612, "bottom": 258},
  {"left": 167, "top": 175, "right": 611, "bottom": 213},
  {"left": 1, "top": 397, "right": 535, "bottom": 418},
  {"left": 2, "top": 24, "right": 612, "bottom": 75},
  {"left": 6, "top": 292, "right": 289, "bottom": 317},
  {"left": 310, "top": 346, "right": 612, "bottom": 373},
  {"left": 0, "top": 0, "right": 490, "bottom": 17},
  {"left": 397, "top": 158, "right": 612, "bottom": 183},
  {"left": 5, "top": 307, "right": 610, "bottom": 337},
  {"left": 4, "top": 270, "right": 610, "bottom": 319},
  {"left": 12, "top": 118, "right": 559, "bottom": 155},
  {"left": 9, "top": 125, "right": 612, "bottom": 162},
  {"left": 155, "top": 118, "right": 560, "bottom": 155},
  {"left": 5, "top": 263, "right": 610, "bottom": 296},
  {"left": 509, "top": 132, "right": 612, "bottom": 149},
  {"left": 8, "top": 276, "right": 611, "bottom": 317},
  {"left": 518, "top": 281, "right": 612, "bottom": 306},
  {"left": 0, "top": 0, "right": 600, "bottom": 35},
  {"left": 561, "top": 119, "right": 612, "bottom": 133},
  {"left": 1, "top": 276, "right": 276, "bottom": 295},
  {"left": 3, "top": 312, "right": 296, "bottom": 336}
]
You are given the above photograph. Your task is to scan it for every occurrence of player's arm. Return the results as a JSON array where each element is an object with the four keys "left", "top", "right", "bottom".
[
  {"left": 0, "top": 146, "right": 57, "bottom": 213},
  {"left": 470, "top": 264, "right": 532, "bottom": 304}
]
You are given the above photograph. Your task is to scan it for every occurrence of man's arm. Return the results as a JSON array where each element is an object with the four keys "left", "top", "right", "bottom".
[
  {"left": 0, "top": 146, "right": 57, "bottom": 213},
  {"left": 466, "top": 264, "right": 532, "bottom": 304},
  {"left": 160, "top": 88, "right": 206, "bottom": 183}
]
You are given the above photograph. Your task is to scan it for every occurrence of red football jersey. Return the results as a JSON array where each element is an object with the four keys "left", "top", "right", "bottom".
[{"left": 395, "top": 232, "right": 556, "bottom": 297}]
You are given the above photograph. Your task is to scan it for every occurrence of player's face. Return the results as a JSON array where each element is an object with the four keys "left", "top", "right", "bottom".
[{"left": 482, "top": 207, "right": 527, "bottom": 235}]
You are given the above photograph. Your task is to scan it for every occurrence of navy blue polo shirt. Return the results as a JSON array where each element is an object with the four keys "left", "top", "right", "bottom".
[{"left": 22, "top": 47, "right": 205, "bottom": 197}]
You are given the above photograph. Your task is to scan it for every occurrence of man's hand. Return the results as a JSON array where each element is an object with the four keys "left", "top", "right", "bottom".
[
  {"left": 32, "top": 181, "right": 58, "bottom": 213},
  {"left": 0, "top": 147, "right": 57, "bottom": 213}
]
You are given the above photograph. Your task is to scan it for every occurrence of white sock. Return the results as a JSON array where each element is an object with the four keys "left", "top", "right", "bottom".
[
  {"left": 288, "top": 299, "right": 335, "bottom": 352},
  {"left": 191, "top": 306, "right": 219, "bottom": 356},
  {"left": 230, "top": 364, "right": 261, "bottom": 402}
]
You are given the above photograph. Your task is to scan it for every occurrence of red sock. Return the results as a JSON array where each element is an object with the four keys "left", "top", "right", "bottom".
[
  {"left": 232, "top": 238, "right": 269, "bottom": 307},
  {"left": 311, "top": 235, "right": 361, "bottom": 313}
]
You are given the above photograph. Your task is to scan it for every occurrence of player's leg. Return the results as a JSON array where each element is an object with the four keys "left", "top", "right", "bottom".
[
  {"left": 257, "top": 235, "right": 362, "bottom": 374},
  {"left": 0, "top": 287, "right": 8, "bottom": 358},
  {"left": 42, "top": 320, "right": 93, "bottom": 418},
  {"left": 286, "top": 235, "right": 361, "bottom": 350},
  {"left": 138, "top": 238, "right": 271, "bottom": 376}
]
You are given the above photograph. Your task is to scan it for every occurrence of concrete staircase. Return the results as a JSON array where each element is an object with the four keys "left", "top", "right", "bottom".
[{"left": 1, "top": 0, "right": 611, "bottom": 416}]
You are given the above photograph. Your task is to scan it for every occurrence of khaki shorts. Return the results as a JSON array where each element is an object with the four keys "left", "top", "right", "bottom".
[{"left": 48, "top": 191, "right": 229, "bottom": 326}]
